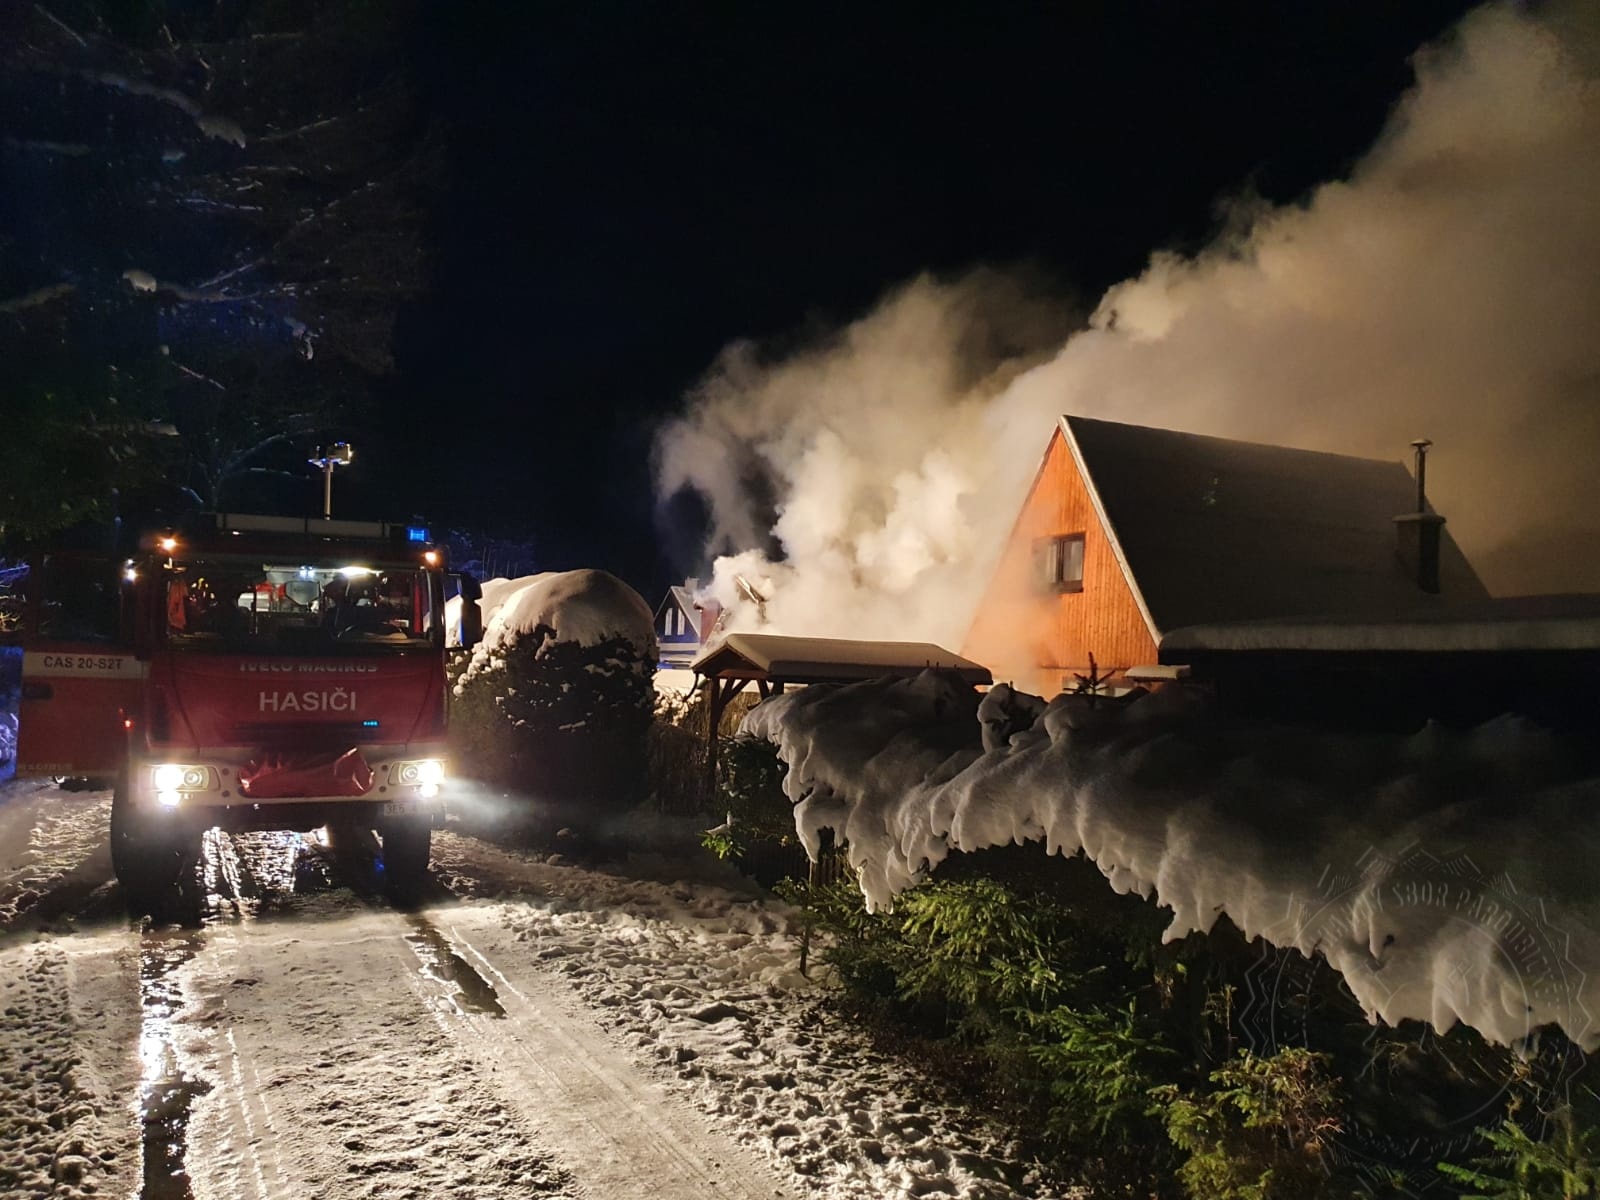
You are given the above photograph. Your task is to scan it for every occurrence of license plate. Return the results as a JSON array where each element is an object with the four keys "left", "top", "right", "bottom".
[{"left": 380, "top": 800, "right": 418, "bottom": 817}]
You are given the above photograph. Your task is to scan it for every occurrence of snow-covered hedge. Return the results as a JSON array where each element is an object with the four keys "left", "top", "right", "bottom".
[
  {"left": 447, "top": 570, "right": 654, "bottom": 659},
  {"left": 743, "top": 672, "right": 1600, "bottom": 1050},
  {"left": 449, "top": 570, "right": 657, "bottom": 810}
]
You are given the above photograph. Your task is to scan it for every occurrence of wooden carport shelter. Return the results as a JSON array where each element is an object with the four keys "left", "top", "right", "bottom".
[{"left": 690, "top": 633, "right": 993, "bottom": 776}]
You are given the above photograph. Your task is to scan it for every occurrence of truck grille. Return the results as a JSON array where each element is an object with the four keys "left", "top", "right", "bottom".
[{"left": 234, "top": 722, "right": 389, "bottom": 750}]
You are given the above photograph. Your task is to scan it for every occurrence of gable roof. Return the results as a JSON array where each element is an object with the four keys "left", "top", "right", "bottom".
[
  {"left": 693, "top": 633, "right": 992, "bottom": 686},
  {"left": 1059, "top": 415, "right": 1489, "bottom": 637},
  {"left": 653, "top": 586, "right": 704, "bottom": 638}
]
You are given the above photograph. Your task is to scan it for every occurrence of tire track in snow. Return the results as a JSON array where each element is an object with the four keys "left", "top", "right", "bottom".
[
  {"left": 418, "top": 914, "right": 796, "bottom": 1200},
  {"left": 200, "top": 830, "right": 789, "bottom": 1199},
  {"left": 0, "top": 781, "right": 118, "bottom": 932},
  {"left": 137, "top": 930, "right": 211, "bottom": 1200},
  {"left": 480, "top": 904, "right": 1036, "bottom": 1199},
  {"left": 163, "top": 895, "right": 579, "bottom": 1200},
  {"left": 0, "top": 934, "right": 142, "bottom": 1200},
  {"left": 425, "top": 831, "right": 1054, "bottom": 1199},
  {"left": 0, "top": 781, "right": 141, "bottom": 1199}
]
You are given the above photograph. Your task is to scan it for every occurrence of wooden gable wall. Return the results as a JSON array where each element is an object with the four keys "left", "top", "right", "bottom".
[{"left": 962, "top": 427, "right": 1157, "bottom": 696}]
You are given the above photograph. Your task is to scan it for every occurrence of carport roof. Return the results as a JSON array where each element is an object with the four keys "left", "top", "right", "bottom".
[{"left": 692, "top": 633, "right": 992, "bottom": 686}]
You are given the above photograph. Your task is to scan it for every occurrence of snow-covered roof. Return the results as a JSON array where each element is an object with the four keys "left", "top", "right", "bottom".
[
  {"left": 693, "top": 633, "right": 992, "bottom": 685},
  {"left": 1161, "top": 593, "right": 1600, "bottom": 655},
  {"left": 1061, "top": 415, "right": 1489, "bottom": 636}
]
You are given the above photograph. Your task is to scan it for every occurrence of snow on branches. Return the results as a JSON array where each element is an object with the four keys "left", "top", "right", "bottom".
[{"left": 744, "top": 673, "right": 1600, "bottom": 1050}]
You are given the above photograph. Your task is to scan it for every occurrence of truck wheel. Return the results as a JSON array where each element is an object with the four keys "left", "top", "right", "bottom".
[
  {"left": 381, "top": 817, "right": 431, "bottom": 906},
  {"left": 322, "top": 820, "right": 381, "bottom": 893},
  {"left": 110, "top": 775, "right": 197, "bottom": 917}
]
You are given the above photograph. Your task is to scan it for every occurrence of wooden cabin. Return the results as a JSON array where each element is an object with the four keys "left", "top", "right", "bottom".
[{"left": 963, "top": 415, "right": 1488, "bottom": 699}]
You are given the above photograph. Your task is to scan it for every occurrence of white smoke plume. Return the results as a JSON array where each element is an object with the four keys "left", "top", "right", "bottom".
[{"left": 655, "top": 3, "right": 1600, "bottom": 646}]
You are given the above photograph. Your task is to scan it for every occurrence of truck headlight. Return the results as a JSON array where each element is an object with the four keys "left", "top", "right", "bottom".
[
  {"left": 390, "top": 759, "right": 445, "bottom": 789},
  {"left": 151, "top": 763, "right": 215, "bottom": 792}
]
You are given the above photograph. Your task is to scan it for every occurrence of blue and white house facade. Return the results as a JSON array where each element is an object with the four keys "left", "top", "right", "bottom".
[{"left": 654, "top": 583, "right": 711, "bottom": 670}]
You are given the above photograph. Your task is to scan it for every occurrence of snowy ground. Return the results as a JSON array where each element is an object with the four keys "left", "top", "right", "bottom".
[
  {"left": 0, "top": 778, "right": 1058, "bottom": 1200},
  {"left": 653, "top": 668, "right": 700, "bottom": 697}
]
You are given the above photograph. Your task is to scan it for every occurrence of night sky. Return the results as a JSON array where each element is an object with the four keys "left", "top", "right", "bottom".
[
  {"left": 3, "top": 2, "right": 1484, "bottom": 593},
  {"left": 393, "top": 1, "right": 1478, "bottom": 596}
]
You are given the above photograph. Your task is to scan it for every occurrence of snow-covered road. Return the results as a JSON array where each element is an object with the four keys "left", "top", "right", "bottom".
[{"left": 0, "top": 780, "right": 1053, "bottom": 1200}]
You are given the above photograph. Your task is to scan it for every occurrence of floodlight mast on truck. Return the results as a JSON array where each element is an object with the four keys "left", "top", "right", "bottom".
[
  {"left": 308, "top": 441, "right": 354, "bottom": 519},
  {"left": 13, "top": 509, "right": 451, "bottom": 909}
]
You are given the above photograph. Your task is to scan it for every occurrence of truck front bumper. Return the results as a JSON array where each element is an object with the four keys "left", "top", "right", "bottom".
[{"left": 127, "top": 744, "right": 448, "bottom": 832}]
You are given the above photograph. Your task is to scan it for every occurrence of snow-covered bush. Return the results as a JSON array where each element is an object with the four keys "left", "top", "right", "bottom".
[
  {"left": 751, "top": 674, "right": 1600, "bottom": 1193},
  {"left": 744, "top": 671, "right": 1600, "bottom": 1050},
  {"left": 449, "top": 570, "right": 656, "bottom": 815}
]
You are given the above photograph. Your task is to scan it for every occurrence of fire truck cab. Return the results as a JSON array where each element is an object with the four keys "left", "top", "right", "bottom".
[{"left": 13, "top": 513, "right": 450, "bottom": 908}]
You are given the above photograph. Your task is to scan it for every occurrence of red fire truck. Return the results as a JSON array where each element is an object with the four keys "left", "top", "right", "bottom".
[{"left": 13, "top": 513, "right": 451, "bottom": 908}]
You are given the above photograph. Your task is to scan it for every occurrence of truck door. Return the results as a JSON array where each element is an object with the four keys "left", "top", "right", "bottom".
[{"left": 15, "top": 553, "right": 143, "bottom": 779}]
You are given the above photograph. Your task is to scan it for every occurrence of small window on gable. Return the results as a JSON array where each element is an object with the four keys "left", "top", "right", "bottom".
[{"left": 1035, "top": 533, "right": 1085, "bottom": 594}]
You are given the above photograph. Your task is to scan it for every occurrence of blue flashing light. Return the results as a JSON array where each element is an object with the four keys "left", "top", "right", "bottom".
[
  {"left": 406, "top": 526, "right": 430, "bottom": 543},
  {"left": 362, "top": 719, "right": 380, "bottom": 728}
]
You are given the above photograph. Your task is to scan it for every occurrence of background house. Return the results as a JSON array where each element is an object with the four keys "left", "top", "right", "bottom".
[
  {"left": 654, "top": 582, "right": 710, "bottom": 670},
  {"left": 962, "top": 415, "right": 1488, "bottom": 699}
]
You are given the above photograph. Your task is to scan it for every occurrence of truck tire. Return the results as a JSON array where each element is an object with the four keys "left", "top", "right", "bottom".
[
  {"left": 381, "top": 817, "right": 431, "bottom": 906},
  {"left": 322, "top": 819, "right": 381, "bottom": 892},
  {"left": 110, "top": 774, "right": 197, "bottom": 917}
]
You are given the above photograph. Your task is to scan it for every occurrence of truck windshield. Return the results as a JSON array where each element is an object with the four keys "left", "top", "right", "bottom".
[
  {"left": 34, "top": 555, "right": 121, "bottom": 643},
  {"left": 166, "top": 559, "right": 439, "bottom": 653}
]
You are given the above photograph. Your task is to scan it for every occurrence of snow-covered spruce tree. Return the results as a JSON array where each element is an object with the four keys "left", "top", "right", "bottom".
[{"left": 449, "top": 572, "right": 657, "bottom": 823}]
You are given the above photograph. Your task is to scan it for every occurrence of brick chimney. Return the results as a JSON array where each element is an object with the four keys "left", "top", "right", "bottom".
[{"left": 1394, "top": 438, "right": 1445, "bottom": 594}]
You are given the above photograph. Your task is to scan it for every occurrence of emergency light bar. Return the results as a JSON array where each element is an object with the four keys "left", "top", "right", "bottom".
[
  {"left": 139, "top": 514, "right": 444, "bottom": 558},
  {"left": 215, "top": 513, "right": 389, "bottom": 538}
]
